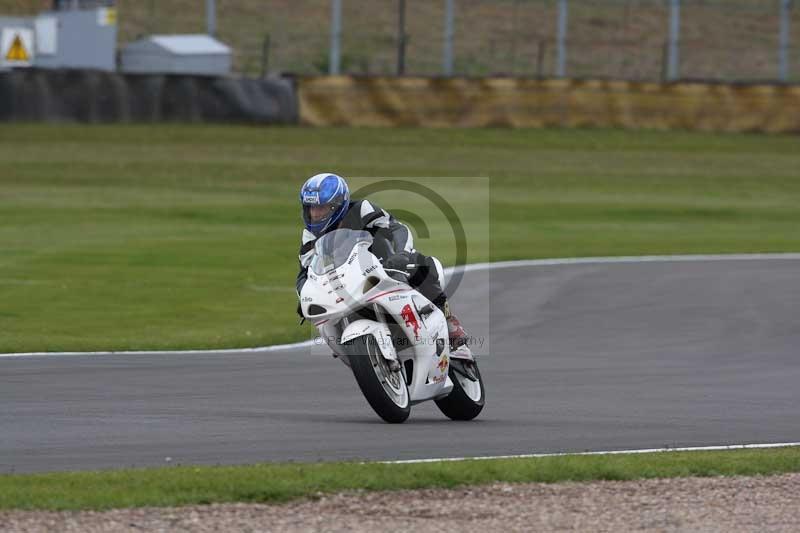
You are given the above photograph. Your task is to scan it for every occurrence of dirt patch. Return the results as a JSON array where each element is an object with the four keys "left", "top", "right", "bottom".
[{"left": 3, "top": 473, "right": 799, "bottom": 532}]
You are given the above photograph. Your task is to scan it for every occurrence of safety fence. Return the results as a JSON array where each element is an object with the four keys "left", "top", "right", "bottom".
[
  {"left": 0, "top": 1, "right": 797, "bottom": 82},
  {"left": 104, "top": 0, "right": 800, "bottom": 83}
]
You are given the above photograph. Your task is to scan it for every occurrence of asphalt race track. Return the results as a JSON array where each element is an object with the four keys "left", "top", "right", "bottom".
[{"left": 2, "top": 258, "right": 799, "bottom": 473}]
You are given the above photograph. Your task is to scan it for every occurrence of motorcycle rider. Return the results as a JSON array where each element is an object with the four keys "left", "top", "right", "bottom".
[{"left": 295, "top": 173, "right": 471, "bottom": 357}]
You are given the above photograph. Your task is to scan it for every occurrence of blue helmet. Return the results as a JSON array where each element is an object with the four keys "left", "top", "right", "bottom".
[{"left": 300, "top": 173, "right": 350, "bottom": 236}]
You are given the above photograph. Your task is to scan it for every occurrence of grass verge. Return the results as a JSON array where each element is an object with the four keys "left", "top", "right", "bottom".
[{"left": 1, "top": 447, "right": 799, "bottom": 510}]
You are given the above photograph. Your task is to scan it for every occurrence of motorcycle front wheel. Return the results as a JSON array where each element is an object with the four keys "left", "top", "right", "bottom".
[{"left": 346, "top": 335, "right": 410, "bottom": 423}]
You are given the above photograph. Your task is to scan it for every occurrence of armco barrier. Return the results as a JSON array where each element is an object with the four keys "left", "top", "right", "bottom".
[
  {"left": 298, "top": 76, "right": 800, "bottom": 133},
  {"left": 0, "top": 69, "right": 297, "bottom": 124}
]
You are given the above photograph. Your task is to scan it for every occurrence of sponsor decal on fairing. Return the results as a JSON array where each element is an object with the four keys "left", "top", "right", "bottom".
[{"left": 400, "top": 304, "right": 421, "bottom": 340}]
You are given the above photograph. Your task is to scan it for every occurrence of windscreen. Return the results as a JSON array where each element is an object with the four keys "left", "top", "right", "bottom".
[{"left": 310, "top": 229, "right": 373, "bottom": 275}]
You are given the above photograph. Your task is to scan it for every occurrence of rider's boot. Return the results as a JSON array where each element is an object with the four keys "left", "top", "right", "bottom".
[{"left": 444, "top": 301, "right": 474, "bottom": 361}]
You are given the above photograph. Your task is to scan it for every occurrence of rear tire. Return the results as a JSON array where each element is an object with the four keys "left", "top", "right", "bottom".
[
  {"left": 346, "top": 335, "right": 410, "bottom": 424},
  {"left": 435, "top": 360, "right": 485, "bottom": 421}
]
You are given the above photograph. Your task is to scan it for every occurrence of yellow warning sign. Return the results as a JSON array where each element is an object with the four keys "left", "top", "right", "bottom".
[
  {"left": 98, "top": 8, "right": 117, "bottom": 26},
  {"left": 5, "top": 35, "right": 29, "bottom": 62}
]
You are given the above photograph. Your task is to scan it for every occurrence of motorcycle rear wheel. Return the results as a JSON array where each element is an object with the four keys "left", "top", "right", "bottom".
[
  {"left": 435, "top": 360, "right": 485, "bottom": 421},
  {"left": 347, "top": 335, "right": 410, "bottom": 423}
]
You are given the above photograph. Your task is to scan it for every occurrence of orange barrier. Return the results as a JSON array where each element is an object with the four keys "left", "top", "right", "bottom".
[{"left": 298, "top": 76, "right": 800, "bottom": 133}]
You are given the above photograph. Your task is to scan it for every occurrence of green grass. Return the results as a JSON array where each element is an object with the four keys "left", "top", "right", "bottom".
[
  {"left": 1, "top": 125, "right": 799, "bottom": 353},
  {"left": 1, "top": 447, "right": 799, "bottom": 510}
]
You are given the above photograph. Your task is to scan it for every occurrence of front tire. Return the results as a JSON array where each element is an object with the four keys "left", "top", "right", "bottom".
[
  {"left": 435, "top": 360, "right": 485, "bottom": 421},
  {"left": 346, "top": 335, "right": 410, "bottom": 423}
]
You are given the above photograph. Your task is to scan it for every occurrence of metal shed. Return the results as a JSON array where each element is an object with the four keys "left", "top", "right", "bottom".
[
  {"left": 1, "top": 3, "right": 117, "bottom": 72},
  {"left": 120, "top": 34, "right": 231, "bottom": 76}
]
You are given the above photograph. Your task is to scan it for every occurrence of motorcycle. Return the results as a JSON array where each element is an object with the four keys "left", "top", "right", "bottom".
[{"left": 299, "top": 228, "right": 485, "bottom": 423}]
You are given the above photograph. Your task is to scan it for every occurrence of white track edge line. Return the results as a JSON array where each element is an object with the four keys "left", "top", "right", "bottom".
[
  {"left": 379, "top": 442, "right": 800, "bottom": 464},
  {"left": 0, "top": 340, "right": 317, "bottom": 358},
  {"left": 455, "top": 253, "right": 800, "bottom": 273},
  {"left": 4, "top": 252, "right": 800, "bottom": 358}
]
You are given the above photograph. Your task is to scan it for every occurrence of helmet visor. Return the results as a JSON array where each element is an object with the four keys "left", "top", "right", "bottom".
[{"left": 302, "top": 201, "right": 341, "bottom": 228}]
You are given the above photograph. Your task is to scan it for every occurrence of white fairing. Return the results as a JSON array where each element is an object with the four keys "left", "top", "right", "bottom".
[
  {"left": 300, "top": 230, "right": 453, "bottom": 403},
  {"left": 341, "top": 319, "right": 397, "bottom": 361}
]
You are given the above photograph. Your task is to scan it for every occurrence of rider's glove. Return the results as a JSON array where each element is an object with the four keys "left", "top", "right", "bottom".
[
  {"left": 384, "top": 251, "right": 417, "bottom": 275},
  {"left": 385, "top": 251, "right": 430, "bottom": 287}
]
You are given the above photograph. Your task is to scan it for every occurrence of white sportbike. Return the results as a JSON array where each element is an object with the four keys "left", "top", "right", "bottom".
[{"left": 300, "top": 228, "right": 485, "bottom": 423}]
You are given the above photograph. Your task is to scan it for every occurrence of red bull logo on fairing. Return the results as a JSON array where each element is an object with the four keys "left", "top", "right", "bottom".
[{"left": 400, "top": 304, "right": 421, "bottom": 340}]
